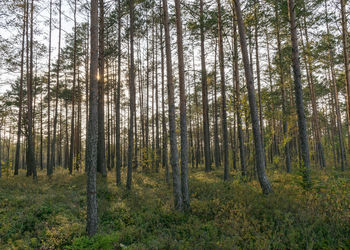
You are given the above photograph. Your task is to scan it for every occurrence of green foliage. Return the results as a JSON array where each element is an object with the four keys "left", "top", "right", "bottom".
[
  {"left": 67, "top": 234, "right": 119, "bottom": 250},
  {"left": 0, "top": 168, "right": 349, "bottom": 249}
]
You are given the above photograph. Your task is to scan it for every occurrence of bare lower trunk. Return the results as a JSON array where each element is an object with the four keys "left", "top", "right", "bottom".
[
  {"left": 340, "top": 0, "right": 350, "bottom": 153},
  {"left": 97, "top": 0, "right": 106, "bottom": 176},
  {"left": 27, "top": 0, "right": 36, "bottom": 180},
  {"left": 162, "top": 0, "right": 183, "bottom": 211},
  {"left": 234, "top": 0, "right": 272, "bottom": 194},
  {"left": 288, "top": 0, "right": 311, "bottom": 185},
  {"left": 160, "top": 12, "right": 169, "bottom": 183},
  {"left": 200, "top": 0, "right": 211, "bottom": 173},
  {"left": 217, "top": 0, "right": 229, "bottom": 181},
  {"left": 174, "top": 0, "right": 190, "bottom": 210},
  {"left": 116, "top": 0, "right": 121, "bottom": 185},
  {"left": 275, "top": 4, "right": 291, "bottom": 173},
  {"left": 15, "top": 0, "right": 26, "bottom": 176},
  {"left": 126, "top": 0, "right": 135, "bottom": 190},
  {"left": 50, "top": 0, "right": 62, "bottom": 174},
  {"left": 86, "top": 0, "right": 99, "bottom": 236},
  {"left": 46, "top": 0, "right": 52, "bottom": 176},
  {"left": 232, "top": 11, "right": 246, "bottom": 177}
]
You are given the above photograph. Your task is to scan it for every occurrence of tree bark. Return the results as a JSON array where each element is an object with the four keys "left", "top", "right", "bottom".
[
  {"left": 199, "top": 0, "right": 211, "bottom": 173},
  {"left": 86, "top": 0, "right": 99, "bottom": 236},
  {"left": 340, "top": 0, "right": 350, "bottom": 153},
  {"left": 287, "top": 0, "right": 311, "bottom": 185},
  {"left": 234, "top": 0, "right": 271, "bottom": 194},
  {"left": 275, "top": 3, "right": 291, "bottom": 173},
  {"left": 46, "top": 0, "right": 52, "bottom": 176},
  {"left": 160, "top": 9, "right": 169, "bottom": 183},
  {"left": 97, "top": 0, "right": 106, "bottom": 176},
  {"left": 217, "top": 0, "right": 229, "bottom": 181},
  {"left": 116, "top": 0, "right": 121, "bottom": 185},
  {"left": 232, "top": 10, "right": 247, "bottom": 177},
  {"left": 174, "top": 0, "right": 190, "bottom": 210},
  {"left": 69, "top": 0, "right": 77, "bottom": 175},
  {"left": 126, "top": 0, "right": 136, "bottom": 190},
  {"left": 162, "top": 0, "right": 183, "bottom": 211},
  {"left": 14, "top": 0, "right": 26, "bottom": 176},
  {"left": 326, "top": 0, "right": 346, "bottom": 171},
  {"left": 27, "top": 0, "right": 36, "bottom": 180},
  {"left": 213, "top": 40, "right": 220, "bottom": 169},
  {"left": 50, "top": 0, "right": 62, "bottom": 173}
]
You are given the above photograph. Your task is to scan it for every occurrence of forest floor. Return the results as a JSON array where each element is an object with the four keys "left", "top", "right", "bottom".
[{"left": 0, "top": 166, "right": 349, "bottom": 249}]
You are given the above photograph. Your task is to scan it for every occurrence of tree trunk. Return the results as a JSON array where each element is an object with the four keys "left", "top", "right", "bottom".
[
  {"left": 199, "top": 0, "right": 211, "bottom": 172},
  {"left": 50, "top": 0, "right": 62, "bottom": 174},
  {"left": 326, "top": 0, "right": 346, "bottom": 171},
  {"left": 232, "top": 10, "right": 247, "bottom": 177},
  {"left": 287, "top": 0, "right": 311, "bottom": 185},
  {"left": 275, "top": 3, "right": 291, "bottom": 173},
  {"left": 86, "top": 0, "right": 99, "bottom": 237},
  {"left": 27, "top": 0, "right": 36, "bottom": 180},
  {"left": 234, "top": 0, "right": 271, "bottom": 194},
  {"left": 254, "top": 0, "right": 265, "bottom": 161},
  {"left": 46, "top": 0, "right": 52, "bottom": 176},
  {"left": 116, "top": 0, "right": 121, "bottom": 185},
  {"left": 213, "top": 40, "right": 220, "bottom": 169},
  {"left": 14, "top": 0, "right": 26, "bottom": 176},
  {"left": 160, "top": 11, "right": 169, "bottom": 183},
  {"left": 217, "top": 0, "right": 229, "bottom": 181},
  {"left": 162, "top": 0, "right": 183, "bottom": 211},
  {"left": 174, "top": 0, "right": 190, "bottom": 210},
  {"left": 69, "top": 0, "right": 77, "bottom": 175},
  {"left": 300, "top": 6, "right": 326, "bottom": 168},
  {"left": 340, "top": 0, "right": 350, "bottom": 153},
  {"left": 97, "top": 0, "right": 106, "bottom": 176},
  {"left": 155, "top": 22, "right": 160, "bottom": 173},
  {"left": 126, "top": 0, "right": 136, "bottom": 190}
]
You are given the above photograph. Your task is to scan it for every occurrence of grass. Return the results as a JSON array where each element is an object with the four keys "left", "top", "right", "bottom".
[{"left": 0, "top": 166, "right": 349, "bottom": 249}]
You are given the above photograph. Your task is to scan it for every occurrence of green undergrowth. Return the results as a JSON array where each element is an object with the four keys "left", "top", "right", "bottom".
[{"left": 0, "top": 167, "right": 349, "bottom": 249}]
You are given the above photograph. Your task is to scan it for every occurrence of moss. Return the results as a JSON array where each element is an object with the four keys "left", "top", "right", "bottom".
[{"left": 0, "top": 168, "right": 349, "bottom": 249}]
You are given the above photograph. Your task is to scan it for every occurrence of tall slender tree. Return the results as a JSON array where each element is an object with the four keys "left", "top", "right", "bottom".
[
  {"left": 98, "top": 0, "right": 106, "bottom": 176},
  {"left": 14, "top": 0, "right": 26, "bottom": 176},
  {"left": 115, "top": 0, "right": 122, "bottom": 185},
  {"left": 162, "top": 0, "right": 183, "bottom": 210},
  {"left": 126, "top": 0, "right": 136, "bottom": 190},
  {"left": 27, "top": 0, "right": 36, "bottom": 180},
  {"left": 86, "top": 0, "right": 99, "bottom": 237},
  {"left": 232, "top": 8, "right": 246, "bottom": 177},
  {"left": 287, "top": 0, "right": 311, "bottom": 185},
  {"left": 199, "top": 0, "right": 211, "bottom": 173},
  {"left": 50, "top": 0, "right": 62, "bottom": 172},
  {"left": 47, "top": 0, "right": 52, "bottom": 176},
  {"left": 160, "top": 5, "right": 169, "bottom": 183},
  {"left": 217, "top": 0, "right": 229, "bottom": 180},
  {"left": 234, "top": 0, "right": 271, "bottom": 194},
  {"left": 69, "top": 0, "right": 77, "bottom": 175},
  {"left": 275, "top": 3, "right": 291, "bottom": 173},
  {"left": 325, "top": 0, "right": 346, "bottom": 171},
  {"left": 340, "top": 0, "right": 350, "bottom": 151},
  {"left": 174, "top": 0, "right": 190, "bottom": 210}
]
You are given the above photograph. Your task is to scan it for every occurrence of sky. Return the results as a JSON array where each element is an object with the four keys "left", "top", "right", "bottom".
[{"left": 0, "top": 0, "right": 88, "bottom": 94}]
